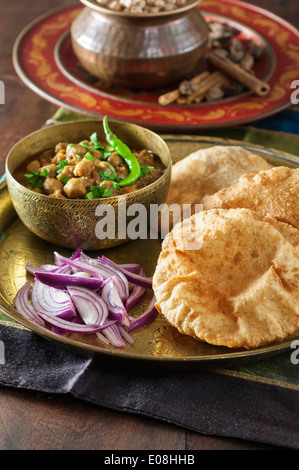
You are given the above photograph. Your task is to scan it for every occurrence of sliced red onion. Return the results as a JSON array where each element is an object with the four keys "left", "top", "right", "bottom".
[
  {"left": 53, "top": 265, "right": 72, "bottom": 274},
  {"left": 125, "top": 267, "right": 147, "bottom": 310},
  {"left": 40, "top": 264, "right": 64, "bottom": 272},
  {"left": 14, "top": 281, "right": 45, "bottom": 327},
  {"left": 67, "top": 286, "right": 109, "bottom": 326},
  {"left": 26, "top": 263, "right": 71, "bottom": 275},
  {"left": 54, "top": 252, "right": 104, "bottom": 278},
  {"left": 119, "top": 264, "right": 140, "bottom": 272},
  {"left": 51, "top": 315, "right": 82, "bottom": 336},
  {"left": 68, "top": 252, "right": 131, "bottom": 301},
  {"left": 80, "top": 255, "right": 129, "bottom": 302},
  {"left": 118, "top": 325, "right": 134, "bottom": 346},
  {"left": 70, "top": 249, "right": 83, "bottom": 260},
  {"left": 31, "top": 281, "right": 76, "bottom": 319},
  {"left": 94, "top": 330, "right": 110, "bottom": 345},
  {"left": 99, "top": 257, "right": 152, "bottom": 288},
  {"left": 54, "top": 252, "right": 129, "bottom": 301},
  {"left": 127, "top": 297, "right": 158, "bottom": 333},
  {"left": 101, "top": 277, "right": 130, "bottom": 326},
  {"left": 38, "top": 310, "right": 115, "bottom": 334},
  {"left": 101, "top": 323, "right": 126, "bottom": 348},
  {"left": 14, "top": 251, "right": 158, "bottom": 349},
  {"left": 72, "top": 271, "right": 93, "bottom": 278},
  {"left": 83, "top": 255, "right": 129, "bottom": 301},
  {"left": 25, "top": 264, "right": 42, "bottom": 275},
  {"left": 107, "top": 261, "right": 140, "bottom": 272},
  {"left": 34, "top": 272, "right": 103, "bottom": 291}
]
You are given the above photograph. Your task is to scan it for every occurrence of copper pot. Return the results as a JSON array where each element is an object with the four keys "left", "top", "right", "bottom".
[{"left": 71, "top": 0, "right": 209, "bottom": 89}]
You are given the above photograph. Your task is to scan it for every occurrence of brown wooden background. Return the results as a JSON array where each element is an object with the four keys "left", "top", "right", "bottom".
[{"left": 0, "top": 0, "right": 298, "bottom": 450}]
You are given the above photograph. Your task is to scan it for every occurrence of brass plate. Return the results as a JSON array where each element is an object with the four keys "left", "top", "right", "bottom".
[{"left": 1, "top": 135, "right": 298, "bottom": 368}]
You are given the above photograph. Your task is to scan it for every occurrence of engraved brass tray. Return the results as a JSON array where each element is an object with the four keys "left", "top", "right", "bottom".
[{"left": 1, "top": 135, "right": 298, "bottom": 368}]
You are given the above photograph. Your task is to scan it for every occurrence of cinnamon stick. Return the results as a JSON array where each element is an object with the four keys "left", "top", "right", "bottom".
[
  {"left": 184, "top": 71, "right": 229, "bottom": 104},
  {"left": 158, "top": 71, "right": 210, "bottom": 106},
  {"left": 207, "top": 50, "right": 270, "bottom": 96},
  {"left": 158, "top": 89, "right": 180, "bottom": 106}
]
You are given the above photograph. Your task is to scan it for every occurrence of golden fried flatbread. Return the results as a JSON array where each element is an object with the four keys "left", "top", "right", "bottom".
[
  {"left": 160, "top": 146, "right": 272, "bottom": 235},
  {"left": 203, "top": 166, "right": 299, "bottom": 230},
  {"left": 153, "top": 208, "right": 299, "bottom": 350}
]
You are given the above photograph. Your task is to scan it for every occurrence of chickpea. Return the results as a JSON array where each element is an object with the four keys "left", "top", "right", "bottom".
[
  {"left": 63, "top": 178, "right": 87, "bottom": 199},
  {"left": 66, "top": 144, "right": 88, "bottom": 158},
  {"left": 49, "top": 189, "right": 66, "bottom": 199},
  {"left": 43, "top": 177, "right": 64, "bottom": 195},
  {"left": 73, "top": 159, "right": 95, "bottom": 178},
  {"left": 39, "top": 163, "right": 57, "bottom": 178},
  {"left": 108, "top": 152, "right": 124, "bottom": 168},
  {"left": 55, "top": 142, "right": 68, "bottom": 153},
  {"left": 52, "top": 149, "right": 67, "bottom": 164},
  {"left": 26, "top": 160, "right": 40, "bottom": 173},
  {"left": 57, "top": 165, "right": 74, "bottom": 181},
  {"left": 39, "top": 149, "right": 54, "bottom": 166}
]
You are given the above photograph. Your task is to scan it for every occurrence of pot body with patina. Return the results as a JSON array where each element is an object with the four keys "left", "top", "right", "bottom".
[{"left": 71, "top": 0, "right": 209, "bottom": 89}]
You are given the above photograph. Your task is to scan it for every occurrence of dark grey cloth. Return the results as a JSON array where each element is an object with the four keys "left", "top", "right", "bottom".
[{"left": 0, "top": 325, "right": 298, "bottom": 449}]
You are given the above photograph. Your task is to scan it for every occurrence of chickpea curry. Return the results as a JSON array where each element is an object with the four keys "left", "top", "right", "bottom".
[{"left": 13, "top": 117, "right": 166, "bottom": 200}]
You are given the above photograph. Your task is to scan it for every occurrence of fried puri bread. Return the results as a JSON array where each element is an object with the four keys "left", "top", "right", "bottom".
[
  {"left": 160, "top": 146, "right": 272, "bottom": 234},
  {"left": 203, "top": 166, "right": 299, "bottom": 230},
  {"left": 153, "top": 209, "right": 299, "bottom": 350}
]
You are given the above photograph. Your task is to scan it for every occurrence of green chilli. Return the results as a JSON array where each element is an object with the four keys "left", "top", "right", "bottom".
[{"left": 103, "top": 116, "right": 141, "bottom": 187}]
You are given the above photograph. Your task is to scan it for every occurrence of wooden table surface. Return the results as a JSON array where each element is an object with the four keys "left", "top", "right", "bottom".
[{"left": 0, "top": 0, "right": 298, "bottom": 451}]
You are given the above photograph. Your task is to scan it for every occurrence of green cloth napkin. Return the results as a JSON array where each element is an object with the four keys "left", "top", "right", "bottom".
[{"left": 50, "top": 107, "right": 299, "bottom": 156}]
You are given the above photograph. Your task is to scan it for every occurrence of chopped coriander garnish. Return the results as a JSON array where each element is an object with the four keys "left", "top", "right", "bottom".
[
  {"left": 85, "top": 184, "right": 113, "bottom": 200},
  {"left": 79, "top": 142, "right": 90, "bottom": 149},
  {"left": 98, "top": 163, "right": 122, "bottom": 183},
  {"left": 24, "top": 170, "right": 43, "bottom": 188},
  {"left": 102, "top": 146, "right": 113, "bottom": 160},
  {"left": 39, "top": 167, "right": 51, "bottom": 177},
  {"left": 102, "top": 189, "right": 113, "bottom": 197},
  {"left": 79, "top": 132, "right": 104, "bottom": 152},
  {"left": 85, "top": 191, "right": 95, "bottom": 200},
  {"left": 102, "top": 161, "right": 116, "bottom": 173},
  {"left": 112, "top": 181, "right": 120, "bottom": 191},
  {"left": 84, "top": 152, "right": 95, "bottom": 162},
  {"left": 98, "top": 169, "right": 121, "bottom": 182},
  {"left": 99, "top": 169, "right": 113, "bottom": 180},
  {"left": 56, "top": 160, "right": 68, "bottom": 174},
  {"left": 90, "top": 132, "right": 104, "bottom": 151},
  {"left": 140, "top": 164, "right": 154, "bottom": 177},
  {"left": 60, "top": 174, "right": 69, "bottom": 185}
]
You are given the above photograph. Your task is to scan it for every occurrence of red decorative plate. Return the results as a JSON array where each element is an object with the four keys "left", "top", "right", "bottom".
[{"left": 13, "top": 0, "right": 299, "bottom": 130}]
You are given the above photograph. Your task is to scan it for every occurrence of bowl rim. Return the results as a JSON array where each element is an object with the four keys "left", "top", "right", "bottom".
[
  {"left": 79, "top": 0, "right": 203, "bottom": 18},
  {"left": 5, "top": 119, "right": 172, "bottom": 204}
]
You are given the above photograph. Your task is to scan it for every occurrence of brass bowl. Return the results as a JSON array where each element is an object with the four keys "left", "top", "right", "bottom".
[
  {"left": 71, "top": 0, "right": 209, "bottom": 89},
  {"left": 5, "top": 119, "right": 171, "bottom": 251}
]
